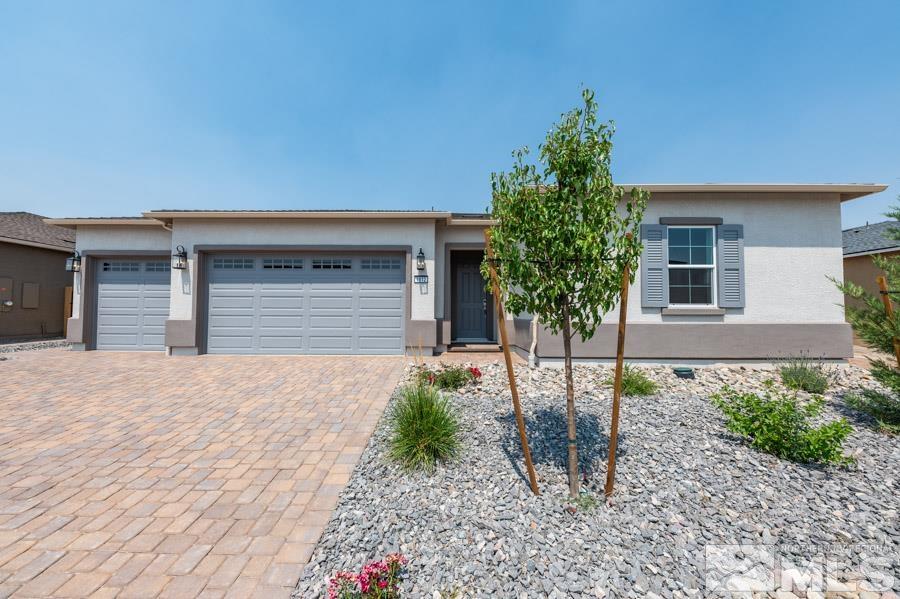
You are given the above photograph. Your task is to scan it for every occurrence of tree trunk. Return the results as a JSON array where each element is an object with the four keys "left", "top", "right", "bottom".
[{"left": 561, "top": 299, "right": 579, "bottom": 498}]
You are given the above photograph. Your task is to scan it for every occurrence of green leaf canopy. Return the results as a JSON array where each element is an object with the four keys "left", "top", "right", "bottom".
[{"left": 485, "top": 89, "right": 648, "bottom": 340}]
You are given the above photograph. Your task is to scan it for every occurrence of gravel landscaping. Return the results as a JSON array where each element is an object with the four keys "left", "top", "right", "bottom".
[
  {"left": 294, "top": 362, "right": 899, "bottom": 598},
  {"left": 0, "top": 337, "right": 69, "bottom": 353}
]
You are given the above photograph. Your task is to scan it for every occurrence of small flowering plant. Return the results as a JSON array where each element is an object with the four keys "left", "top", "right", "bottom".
[
  {"left": 415, "top": 363, "right": 482, "bottom": 390},
  {"left": 327, "top": 554, "right": 408, "bottom": 599}
]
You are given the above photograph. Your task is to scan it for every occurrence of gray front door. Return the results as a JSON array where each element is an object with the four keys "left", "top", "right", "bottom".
[
  {"left": 95, "top": 259, "right": 171, "bottom": 351},
  {"left": 454, "top": 263, "right": 490, "bottom": 341},
  {"left": 206, "top": 253, "right": 405, "bottom": 355}
]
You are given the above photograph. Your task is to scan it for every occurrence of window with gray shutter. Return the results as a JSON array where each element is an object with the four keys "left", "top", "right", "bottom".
[
  {"left": 717, "top": 224, "right": 745, "bottom": 308},
  {"left": 640, "top": 224, "right": 668, "bottom": 308}
]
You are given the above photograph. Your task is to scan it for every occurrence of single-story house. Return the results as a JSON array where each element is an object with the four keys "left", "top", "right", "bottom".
[
  {"left": 47, "top": 183, "right": 887, "bottom": 362},
  {"left": 842, "top": 220, "right": 900, "bottom": 310},
  {"left": 0, "top": 212, "right": 75, "bottom": 339}
]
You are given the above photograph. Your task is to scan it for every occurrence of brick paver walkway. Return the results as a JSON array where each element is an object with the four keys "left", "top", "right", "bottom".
[{"left": 0, "top": 350, "right": 404, "bottom": 598}]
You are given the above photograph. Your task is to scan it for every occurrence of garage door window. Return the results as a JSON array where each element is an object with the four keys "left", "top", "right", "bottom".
[
  {"left": 263, "top": 258, "right": 304, "bottom": 269},
  {"left": 145, "top": 262, "right": 171, "bottom": 272},
  {"left": 312, "top": 258, "right": 352, "bottom": 270},
  {"left": 361, "top": 257, "right": 401, "bottom": 270},
  {"left": 213, "top": 257, "right": 255, "bottom": 269},
  {"left": 103, "top": 262, "right": 140, "bottom": 272}
]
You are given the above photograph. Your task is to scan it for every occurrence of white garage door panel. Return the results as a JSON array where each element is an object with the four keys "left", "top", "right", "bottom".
[
  {"left": 206, "top": 253, "right": 405, "bottom": 355},
  {"left": 95, "top": 260, "right": 171, "bottom": 351}
]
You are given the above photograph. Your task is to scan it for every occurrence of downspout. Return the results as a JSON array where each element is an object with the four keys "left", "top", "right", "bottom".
[{"left": 529, "top": 314, "right": 539, "bottom": 368}]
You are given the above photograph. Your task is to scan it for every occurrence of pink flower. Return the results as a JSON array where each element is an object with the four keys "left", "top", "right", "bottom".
[{"left": 327, "top": 571, "right": 359, "bottom": 599}]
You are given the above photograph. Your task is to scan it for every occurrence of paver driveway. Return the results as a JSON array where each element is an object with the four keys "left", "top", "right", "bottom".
[{"left": 0, "top": 350, "right": 404, "bottom": 598}]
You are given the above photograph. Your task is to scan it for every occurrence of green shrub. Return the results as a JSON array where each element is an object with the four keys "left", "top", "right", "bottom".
[
  {"left": 415, "top": 364, "right": 481, "bottom": 390},
  {"left": 605, "top": 364, "right": 658, "bottom": 396},
  {"left": 845, "top": 390, "right": 900, "bottom": 435},
  {"left": 870, "top": 359, "right": 900, "bottom": 394},
  {"left": 388, "top": 383, "right": 460, "bottom": 471},
  {"left": 777, "top": 354, "right": 834, "bottom": 394},
  {"left": 711, "top": 381, "right": 854, "bottom": 465}
]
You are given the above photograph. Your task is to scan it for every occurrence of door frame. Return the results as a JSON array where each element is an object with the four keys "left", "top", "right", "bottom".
[
  {"left": 449, "top": 249, "right": 495, "bottom": 343},
  {"left": 79, "top": 251, "right": 170, "bottom": 351}
]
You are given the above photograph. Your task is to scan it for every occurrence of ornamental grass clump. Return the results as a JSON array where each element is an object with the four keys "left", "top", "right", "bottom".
[
  {"left": 388, "top": 383, "right": 460, "bottom": 472},
  {"left": 777, "top": 353, "right": 835, "bottom": 394},
  {"left": 606, "top": 364, "right": 658, "bottom": 396},
  {"left": 327, "top": 553, "right": 408, "bottom": 599},
  {"left": 712, "top": 381, "right": 853, "bottom": 465}
]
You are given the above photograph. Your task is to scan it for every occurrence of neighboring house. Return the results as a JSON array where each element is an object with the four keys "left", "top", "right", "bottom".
[
  {"left": 842, "top": 220, "right": 900, "bottom": 311},
  {"left": 0, "top": 212, "right": 75, "bottom": 339},
  {"left": 48, "top": 183, "right": 886, "bottom": 361}
]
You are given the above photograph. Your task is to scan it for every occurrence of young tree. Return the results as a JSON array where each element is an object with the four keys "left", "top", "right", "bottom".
[{"left": 485, "top": 89, "right": 647, "bottom": 497}]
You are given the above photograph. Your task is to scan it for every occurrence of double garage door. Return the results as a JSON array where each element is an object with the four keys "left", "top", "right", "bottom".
[{"left": 206, "top": 253, "right": 406, "bottom": 355}]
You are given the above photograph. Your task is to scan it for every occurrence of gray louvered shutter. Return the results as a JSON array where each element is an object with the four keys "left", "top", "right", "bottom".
[
  {"left": 641, "top": 224, "right": 668, "bottom": 308},
  {"left": 717, "top": 224, "right": 745, "bottom": 308}
]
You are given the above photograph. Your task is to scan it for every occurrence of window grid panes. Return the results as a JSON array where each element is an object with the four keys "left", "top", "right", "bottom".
[
  {"left": 668, "top": 226, "right": 715, "bottom": 305},
  {"left": 213, "top": 257, "right": 255, "bottom": 269},
  {"left": 262, "top": 258, "right": 304, "bottom": 269},
  {"left": 103, "top": 262, "right": 140, "bottom": 272},
  {"left": 361, "top": 257, "right": 401, "bottom": 270},
  {"left": 312, "top": 258, "right": 352, "bottom": 270},
  {"left": 144, "top": 262, "right": 171, "bottom": 272}
]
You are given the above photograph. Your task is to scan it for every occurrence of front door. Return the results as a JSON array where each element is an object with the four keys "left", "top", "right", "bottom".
[{"left": 453, "top": 263, "right": 490, "bottom": 341}]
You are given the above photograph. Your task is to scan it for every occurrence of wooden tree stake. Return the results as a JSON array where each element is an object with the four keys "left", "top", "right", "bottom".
[
  {"left": 604, "top": 253, "right": 631, "bottom": 498},
  {"left": 877, "top": 275, "right": 900, "bottom": 368},
  {"left": 485, "top": 230, "right": 540, "bottom": 496}
]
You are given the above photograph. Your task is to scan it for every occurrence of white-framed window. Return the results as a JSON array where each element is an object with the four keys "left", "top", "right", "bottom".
[{"left": 667, "top": 226, "right": 715, "bottom": 306}]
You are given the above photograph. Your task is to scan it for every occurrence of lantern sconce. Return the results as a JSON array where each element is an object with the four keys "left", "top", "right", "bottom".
[
  {"left": 172, "top": 245, "right": 188, "bottom": 270},
  {"left": 65, "top": 251, "right": 82, "bottom": 273},
  {"left": 416, "top": 248, "right": 426, "bottom": 271}
]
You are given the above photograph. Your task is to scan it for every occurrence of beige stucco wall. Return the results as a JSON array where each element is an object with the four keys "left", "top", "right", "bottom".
[
  {"left": 71, "top": 225, "right": 172, "bottom": 322},
  {"left": 604, "top": 191, "right": 847, "bottom": 324}
]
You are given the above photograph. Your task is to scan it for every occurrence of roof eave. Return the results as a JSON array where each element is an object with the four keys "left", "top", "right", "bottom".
[
  {"left": 43, "top": 218, "right": 166, "bottom": 228},
  {"left": 0, "top": 235, "right": 73, "bottom": 252},
  {"left": 622, "top": 183, "right": 888, "bottom": 201},
  {"left": 144, "top": 211, "right": 452, "bottom": 220}
]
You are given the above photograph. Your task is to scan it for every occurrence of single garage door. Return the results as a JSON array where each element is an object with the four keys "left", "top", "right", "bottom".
[
  {"left": 95, "top": 258, "right": 171, "bottom": 351},
  {"left": 206, "top": 253, "right": 405, "bottom": 355}
]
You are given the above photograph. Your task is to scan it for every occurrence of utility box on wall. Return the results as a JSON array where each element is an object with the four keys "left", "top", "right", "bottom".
[
  {"left": 0, "top": 277, "right": 12, "bottom": 312},
  {"left": 22, "top": 282, "right": 39, "bottom": 309}
]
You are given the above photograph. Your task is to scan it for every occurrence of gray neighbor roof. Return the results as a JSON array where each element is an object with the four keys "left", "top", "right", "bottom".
[
  {"left": 843, "top": 220, "right": 900, "bottom": 257},
  {"left": 0, "top": 212, "right": 75, "bottom": 251}
]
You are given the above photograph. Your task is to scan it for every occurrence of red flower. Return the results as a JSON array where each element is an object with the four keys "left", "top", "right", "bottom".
[{"left": 468, "top": 366, "right": 482, "bottom": 379}]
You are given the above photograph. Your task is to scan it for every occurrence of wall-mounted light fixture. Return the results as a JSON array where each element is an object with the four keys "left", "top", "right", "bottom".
[
  {"left": 416, "top": 248, "right": 426, "bottom": 271},
  {"left": 65, "top": 251, "right": 81, "bottom": 272},
  {"left": 172, "top": 245, "right": 188, "bottom": 270}
]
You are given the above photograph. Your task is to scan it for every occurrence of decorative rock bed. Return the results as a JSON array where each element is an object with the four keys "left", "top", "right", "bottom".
[
  {"left": 294, "top": 363, "right": 899, "bottom": 598},
  {"left": 0, "top": 338, "right": 69, "bottom": 353}
]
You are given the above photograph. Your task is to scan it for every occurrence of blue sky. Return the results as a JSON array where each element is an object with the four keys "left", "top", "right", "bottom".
[{"left": 1, "top": 1, "right": 897, "bottom": 227}]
